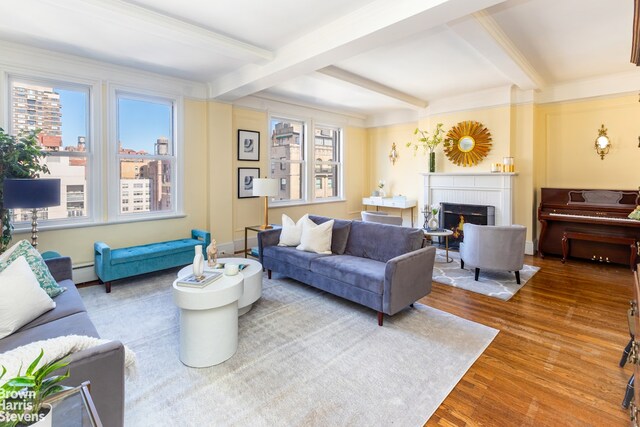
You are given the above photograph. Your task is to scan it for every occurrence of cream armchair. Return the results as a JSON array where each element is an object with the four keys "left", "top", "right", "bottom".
[
  {"left": 361, "top": 211, "right": 403, "bottom": 226},
  {"left": 459, "top": 223, "right": 527, "bottom": 284}
]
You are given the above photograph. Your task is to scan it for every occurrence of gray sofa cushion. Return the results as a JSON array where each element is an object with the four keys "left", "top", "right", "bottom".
[
  {"left": 308, "top": 215, "right": 352, "bottom": 254},
  {"left": 310, "top": 255, "right": 385, "bottom": 294},
  {"left": 0, "top": 312, "right": 100, "bottom": 353},
  {"left": 16, "top": 279, "right": 86, "bottom": 332},
  {"left": 345, "top": 220, "right": 424, "bottom": 262},
  {"left": 263, "top": 245, "right": 329, "bottom": 269}
]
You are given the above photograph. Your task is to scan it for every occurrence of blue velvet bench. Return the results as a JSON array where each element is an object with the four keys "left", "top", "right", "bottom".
[{"left": 94, "top": 229, "right": 210, "bottom": 293}]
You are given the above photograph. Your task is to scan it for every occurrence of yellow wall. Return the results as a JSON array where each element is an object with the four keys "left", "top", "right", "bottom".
[
  {"left": 15, "top": 98, "right": 210, "bottom": 265},
  {"left": 537, "top": 94, "right": 640, "bottom": 189}
]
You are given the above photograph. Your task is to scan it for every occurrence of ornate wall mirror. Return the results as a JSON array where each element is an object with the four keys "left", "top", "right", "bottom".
[{"left": 445, "top": 121, "right": 492, "bottom": 167}]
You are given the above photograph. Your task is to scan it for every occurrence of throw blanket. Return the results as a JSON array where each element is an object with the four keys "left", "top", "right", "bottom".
[{"left": 0, "top": 335, "right": 136, "bottom": 380}]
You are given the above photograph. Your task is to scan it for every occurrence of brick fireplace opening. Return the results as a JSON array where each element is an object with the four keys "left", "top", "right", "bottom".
[{"left": 438, "top": 203, "right": 495, "bottom": 248}]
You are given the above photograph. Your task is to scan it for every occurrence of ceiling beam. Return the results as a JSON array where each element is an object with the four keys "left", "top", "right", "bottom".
[
  {"left": 209, "top": 0, "right": 509, "bottom": 101},
  {"left": 317, "top": 66, "right": 428, "bottom": 109},
  {"left": 42, "top": 0, "right": 274, "bottom": 62},
  {"left": 447, "top": 10, "right": 544, "bottom": 91}
]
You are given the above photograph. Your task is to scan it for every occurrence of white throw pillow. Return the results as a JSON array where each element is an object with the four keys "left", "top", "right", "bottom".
[
  {"left": 278, "top": 214, "right": 308, "bottom": 247},
  {"left": 0, "top": 256, "right": 56, "bottom": 340},
  {"left": 0, "top": 239, "right": 22, "bottom": 262},
  {"left": 296, "top": 217, "right": 334, "bottom": 254}
]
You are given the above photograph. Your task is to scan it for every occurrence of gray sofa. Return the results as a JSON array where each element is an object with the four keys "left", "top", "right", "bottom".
[
  {"left": 258, "top": 215, "right": 436, "bottom": 325},
  {"left": 0, "top": 257, "right": 125, "bottom": 427}
]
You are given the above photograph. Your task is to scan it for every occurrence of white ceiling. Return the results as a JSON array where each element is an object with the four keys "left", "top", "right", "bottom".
[{"left": 0, "top": 0, "right": 637, "bottom": 120}]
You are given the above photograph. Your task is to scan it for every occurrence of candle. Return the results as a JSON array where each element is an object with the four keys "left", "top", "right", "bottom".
[
  {"left": 225, "top": 263, "right": 239, "bottom": 276},
  {"left": 491, "top": 163, "right": 502, "bottom": 173},
  {"left": 502, "top": 157, "right": 514, "bottom": 172}
]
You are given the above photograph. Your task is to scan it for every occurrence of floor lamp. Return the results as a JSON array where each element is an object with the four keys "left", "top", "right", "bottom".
[
  {"left": 252, "top": 178, "right": 278, "bottom": 230},
  {"left": 2, "top": 178, "right": 61, "bottom": 249}
]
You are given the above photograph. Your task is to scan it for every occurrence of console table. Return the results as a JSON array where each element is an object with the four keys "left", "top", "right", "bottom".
[{"left": 362, "top": 197, "right": 417, "bottom": 227}]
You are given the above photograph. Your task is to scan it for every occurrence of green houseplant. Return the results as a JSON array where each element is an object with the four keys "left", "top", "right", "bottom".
[
  {"left": 406, "top": 123, "right": 449, "bottom": 173},
  {"left": 0, "top": 349, "right": 70, "bottom": 426},
  {"left": 0, "top": 128, "right": 50, "bottom": 253}
]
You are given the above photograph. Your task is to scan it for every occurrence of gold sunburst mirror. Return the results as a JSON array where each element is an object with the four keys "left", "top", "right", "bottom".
[{"left": 445, "top": 121, "right": 492, "bottom": 167}]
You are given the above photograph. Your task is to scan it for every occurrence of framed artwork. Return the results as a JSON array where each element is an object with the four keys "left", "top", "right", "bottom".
[
  {"left": 238, "top": 167, "right": 260, "bottom": 198},
  {"left": 238, "top": 129, "right": 260, "bottom": 161}
]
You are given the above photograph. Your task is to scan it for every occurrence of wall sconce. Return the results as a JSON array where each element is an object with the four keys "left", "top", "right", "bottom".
[
  {"left": 595, "top": 124, "right": 611, "bottom": 160},
  {"left": 389, "top": 143, "right": 399, "bottom": 165}
]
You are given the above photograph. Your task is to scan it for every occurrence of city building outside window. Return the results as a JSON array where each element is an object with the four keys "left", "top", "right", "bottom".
[
  {"left": 269, "top": 116, "right": 343, "bottom": 204},
  {"left": 8, "top": 77, "right": 92, "bottom": 224},
  {"left": 113, "top": 91, "right": 177, "bottom": 217}
]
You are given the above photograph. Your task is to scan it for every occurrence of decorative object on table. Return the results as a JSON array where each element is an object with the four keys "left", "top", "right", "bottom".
[
  {"left": 594, "top": 124, "right": 611, "bottom": 160},
  {"left": 0, "top": 128, "right": 50, "bottom": 253},
  {"left": 237, "top": 129, "right": 260, "bottom": 161},
  {"left": 377, "top": 180, "right": 386, "bottom": 197},
  {"left": 406, "top": 123, "right": 448, "bottom": 173},
  {"left": 177, "top": 271, "right": 222, "bottom": 288},
  {"left": 206, "top": 239, "right": 218, "bottom": 267},
  {"left": 427, "top": 204, "right": 440, "bottom": 230},
  {"left": 0, "top": 349, "right": 70, "bottom": 427},
  {"left": 490, "top": 162, "right": 502, "bottom": 173},
  {"left": 237, "top": 167, "right": 260, "bottom": 199},
  {"left": 502, "top": 156, "right": 515, "bottom": 172},
  {"left": 2, "top": 179, "right": 61, "bottom": 250},
  {"left": 389, "top": 143, "right": 399, "bottom": 165},
  {"left": 192, "top": 245, "right": 204, "bottom": 280},
  {"left": 629, "top": 206, "right": 640, "bottom": 220},
  {"left": 253, "top": 177, "right": 279, "bottom": 229},
  {"left": 445, "top": 121, "right": 492, "bottom": 167},
  {"left": 224, "top": 264, "right": 239, "bottom": 276}
]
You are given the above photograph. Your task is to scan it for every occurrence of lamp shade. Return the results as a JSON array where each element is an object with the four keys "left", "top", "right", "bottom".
[
  {"left": 2, "top": 178, "right": 61, "bottom": 209},
  {"left": 252, "top": 178, "right": 278, "bottom": 197}
]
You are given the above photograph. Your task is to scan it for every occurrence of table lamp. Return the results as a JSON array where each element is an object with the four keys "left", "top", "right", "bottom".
[
  {"left": 252, "top": 178, "right": 278, "bottom": 230},
  {"left": 2, "top": 178, "right": 61, "bottom": 248}
]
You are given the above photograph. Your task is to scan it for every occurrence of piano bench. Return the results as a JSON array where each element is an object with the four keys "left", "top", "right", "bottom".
[{"left": 561, "top": 231, "right": 638, "bottom": 271}]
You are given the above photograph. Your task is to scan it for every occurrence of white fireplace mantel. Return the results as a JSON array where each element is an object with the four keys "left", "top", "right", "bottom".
[{"left": 419, "top": 172, "right": 517, "bottom": 229}]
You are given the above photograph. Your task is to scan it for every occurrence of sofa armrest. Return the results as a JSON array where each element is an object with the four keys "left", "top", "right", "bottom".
[
  {"left": 257, "top": 228, "right": 282, "bottom": 264},
  {"left": 191, "top": 229, "right": 211, "bottom": 245},
  {"left": 383, "top": 246, "right": 436, "bottom": 315},
  {"left": 44, "top": 256, "right": 73, "bottom": 282},
  {"left": 61, "top": 340, "right": 125, "bottom": 427}
]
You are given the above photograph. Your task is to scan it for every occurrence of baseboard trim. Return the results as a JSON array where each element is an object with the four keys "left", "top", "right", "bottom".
[{"left": 525, "top": 240, "right": 537, "bottom": 256}]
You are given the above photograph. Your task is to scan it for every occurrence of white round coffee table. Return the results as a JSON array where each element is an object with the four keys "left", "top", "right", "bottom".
[
  {"left": 424, "top": 228, "right": 454, "bottom": 263},
  {"left": 172, "top": 272, "right": 243, "bottom": 368},
  {"left": 177, "top": 257, "right": 263, "bottom": 316},
  {"left": 217, "top": 258, "right": 263, "bottom": 315}
]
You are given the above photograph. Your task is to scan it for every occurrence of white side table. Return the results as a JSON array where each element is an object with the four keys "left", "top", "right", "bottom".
[
  {"left": 424, "top": 229, "right": 454, "bottom": 263},
  {"left": 172, "top": 272, "right": 243, "bottom": 367}
]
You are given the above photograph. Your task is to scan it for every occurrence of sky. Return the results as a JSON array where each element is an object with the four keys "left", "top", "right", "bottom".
[{"left": 58, "top": 89, "right": 172, "bottom": 153}]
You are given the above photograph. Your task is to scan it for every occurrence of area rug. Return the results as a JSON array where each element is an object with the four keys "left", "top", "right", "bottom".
[
  {"left": 79, "top": 270, "right": 498, "bottom": 426},
  {"left": 433, "top": 249, "right": 540, "bottom": 301}
]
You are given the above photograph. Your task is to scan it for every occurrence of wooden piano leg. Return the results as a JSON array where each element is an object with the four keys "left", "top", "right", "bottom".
[{"left": 561, "top": 232, "right": 569, "bottom": 264}]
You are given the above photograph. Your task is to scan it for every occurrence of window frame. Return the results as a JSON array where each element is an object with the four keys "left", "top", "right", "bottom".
[
  {"left": 107, "top": 85, "right": 184, "bottom": 222},
  {"left": 5, "top": 73, "right": 100, "bottom": 230},
  {"left": 268, "top": 114, "right": 344, "bottom": 207}
]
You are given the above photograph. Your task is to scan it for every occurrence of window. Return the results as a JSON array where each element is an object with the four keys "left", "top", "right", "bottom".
[
  {"left": 269, "top": 116, "right": 342, "bottom": 204},
  {"left": 269, "top": 118, "right": 305, "bottom": 202},
  {"left": 8, "top": 77, "right": 92, "bottom": 225},
  {"left": 313, "top": 125, "right": 341, "bottom": 200},
  {"left": 114, "top": 92, "right": 176, "bottom": 217}
]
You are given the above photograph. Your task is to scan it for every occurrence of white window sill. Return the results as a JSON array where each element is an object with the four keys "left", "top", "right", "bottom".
[
  {"left": 269, "top": 198, "right": 346, "bottom": 209},
  {"left": 12, "top": 213, "right": 187, "bottom": 233}
]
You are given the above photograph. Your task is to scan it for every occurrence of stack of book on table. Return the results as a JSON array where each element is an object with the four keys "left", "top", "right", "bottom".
[{"left": 177, "top": 271, "right": 222, "bottom": 288}]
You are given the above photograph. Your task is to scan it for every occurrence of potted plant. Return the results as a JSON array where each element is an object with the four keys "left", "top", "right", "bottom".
[
  {"left": 0, "top": 128, "right": 50, "bottom": 252},
  {"left": 0, "top": 349, "right": 70, "bottom": 427},
  {"left": 406, "top": 123, "right": 450, "bottom": 173}
]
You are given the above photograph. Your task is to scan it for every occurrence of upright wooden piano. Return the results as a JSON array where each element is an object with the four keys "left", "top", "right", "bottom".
[{"left": 538, "top": 188, "right": 640, "bottom": 269}]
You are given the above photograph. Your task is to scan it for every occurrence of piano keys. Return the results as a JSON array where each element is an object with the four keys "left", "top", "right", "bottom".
[{"left": 538, "top": 188, "right": 640, "bottom": 268}]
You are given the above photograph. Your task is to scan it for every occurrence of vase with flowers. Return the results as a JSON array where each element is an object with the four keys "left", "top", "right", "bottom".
[
  {"left": 427, "top": 204, "right": 440, "bottom": 230},
  {"left": 406, "top": 123, "right": 450, "bottom": 173},
  {"left": 377, "top": 180, "right": 386, "bottom": 198}
]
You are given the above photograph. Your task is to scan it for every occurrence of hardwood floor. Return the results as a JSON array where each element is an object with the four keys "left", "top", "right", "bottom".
[{"left": 422, "top": 254, "right": 634, "bottom": 426}]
